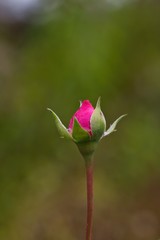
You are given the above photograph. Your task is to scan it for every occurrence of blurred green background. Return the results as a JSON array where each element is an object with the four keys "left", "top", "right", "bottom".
[{"left": 0, "top": 0, "right": 160, "bottom": 239}]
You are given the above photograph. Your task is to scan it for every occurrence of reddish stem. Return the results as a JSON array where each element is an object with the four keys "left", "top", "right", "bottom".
[{"left": 85, "top": 162, "right": 93, "bottom": 240}]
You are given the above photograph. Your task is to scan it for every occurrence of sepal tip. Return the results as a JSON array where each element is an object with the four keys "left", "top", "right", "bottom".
[
  {"left": 47, "top": 108, "right": 73, "bottom": 140},
  {"left": 103, "top": 114, "right": 127, "bottom": 138}
]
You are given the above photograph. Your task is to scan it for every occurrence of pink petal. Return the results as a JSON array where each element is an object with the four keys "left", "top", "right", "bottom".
[{"left": 68, "top": 100, "right": 94, "bottom": 134}]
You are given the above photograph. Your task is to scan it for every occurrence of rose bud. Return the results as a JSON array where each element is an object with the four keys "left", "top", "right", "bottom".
[{"left": 47, "top": 98, "right": 126, "bottom": 160}]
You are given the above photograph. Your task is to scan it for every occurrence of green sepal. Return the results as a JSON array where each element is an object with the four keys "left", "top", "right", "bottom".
[
  {"left": 90, "top": 97, "right": 106, "bottom": 141},
  {"left": 103, "top": 114, "right": 127, "bottom": 138},
  {"left": 72, "top": 118, "right": 91, "bottom": 143},
  {"left": 47, "top": 108, "right": 73, "bottom": 140}
]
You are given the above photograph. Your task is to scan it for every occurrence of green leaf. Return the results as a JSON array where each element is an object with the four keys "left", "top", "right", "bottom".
[
  {"left": 90, "top": 97, "right": 106, "bottom": 141},
  {"left": 72, "top": 118, "right": 90, "bottom": 143},
  {"left": 47, "top": 108, "right": 73, "bottom": 140},
  {"left": 103, "top": 114, "right": 127, "bottom": 138}
]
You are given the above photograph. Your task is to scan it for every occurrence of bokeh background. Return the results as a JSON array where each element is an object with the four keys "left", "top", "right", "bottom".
[{"left": 0, "top": 0, "right": 160, "bottom": 239}]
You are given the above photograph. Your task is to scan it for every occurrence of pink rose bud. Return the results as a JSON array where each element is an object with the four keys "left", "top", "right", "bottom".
[
  {"left": 68, "top": 100, "right": 94, "bottom": 135},
  {"left": 68, "top": 98, "right": 107, "bottom": 143},
  {"left": 47, "top": 98, "right": 126, "bottom": 159}
]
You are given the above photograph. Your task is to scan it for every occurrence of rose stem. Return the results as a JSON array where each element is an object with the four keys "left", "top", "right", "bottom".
[{"left": 85, "top": 159, "right": 94, "bottom": 240}]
